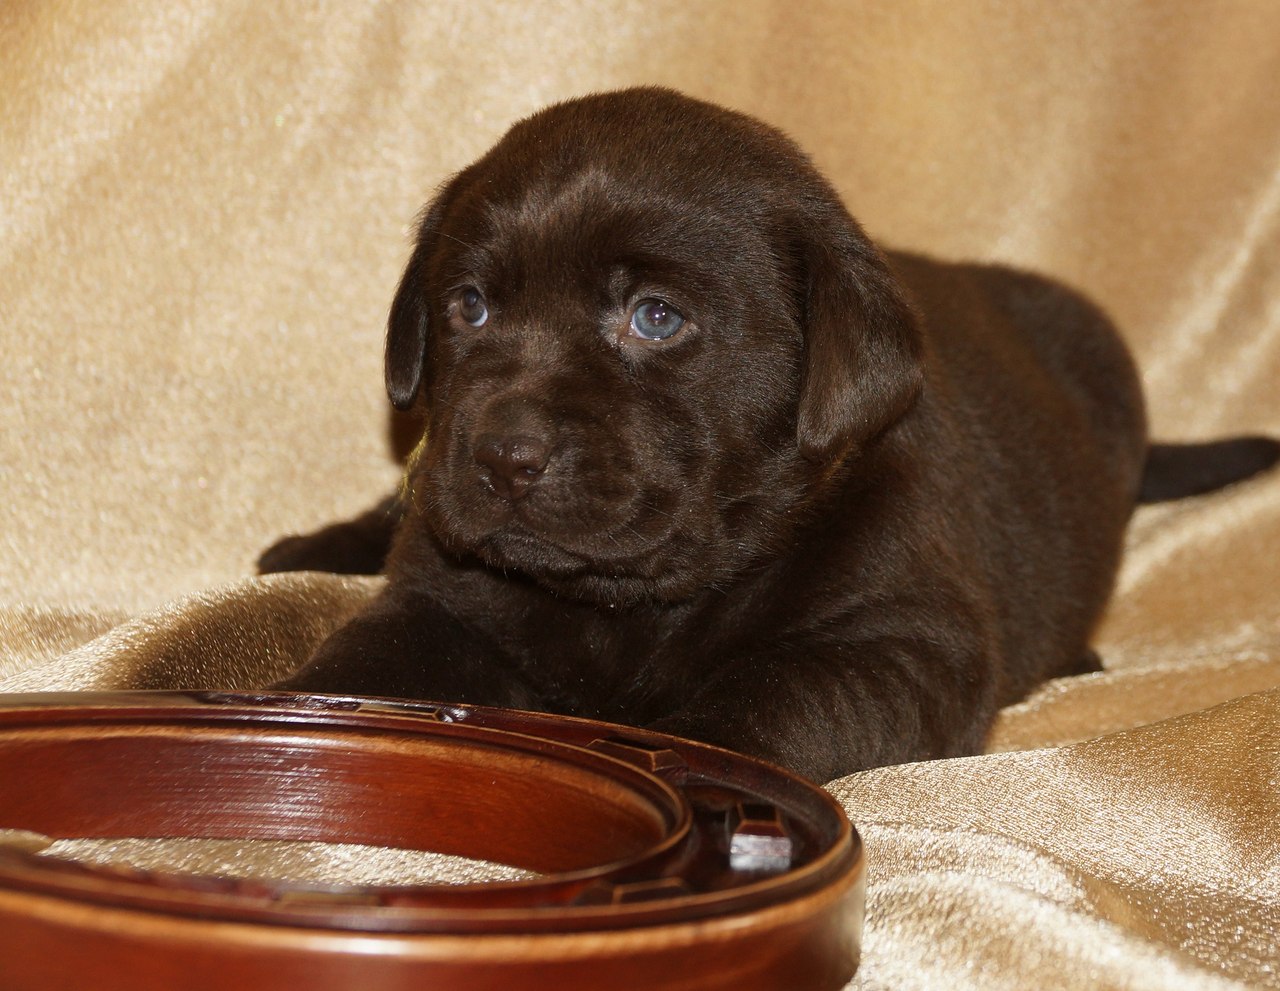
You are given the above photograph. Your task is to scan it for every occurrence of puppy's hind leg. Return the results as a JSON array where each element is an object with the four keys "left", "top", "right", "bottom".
[{"left": 258, "top": 494, "right": 402, "bottom": 575}]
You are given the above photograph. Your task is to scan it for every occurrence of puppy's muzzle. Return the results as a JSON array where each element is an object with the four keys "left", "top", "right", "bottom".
[{"left": 473, "top": 433, "right": 552, "bottom": 501}]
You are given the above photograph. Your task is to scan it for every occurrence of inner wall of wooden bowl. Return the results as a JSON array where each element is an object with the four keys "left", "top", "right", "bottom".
[
  {"left": 0, "top": 724, "right": 676, "bottom": 874},
  {"left": 41, "top": 838, "right": 536, "bottom": 886}
]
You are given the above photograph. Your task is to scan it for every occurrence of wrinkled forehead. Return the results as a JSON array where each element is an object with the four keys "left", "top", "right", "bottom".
[{"left": 433, "top": 160, "right": 779, "bottom": 306}]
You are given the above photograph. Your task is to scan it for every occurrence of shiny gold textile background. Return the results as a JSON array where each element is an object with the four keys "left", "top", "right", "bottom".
[{"left": 1, "top": 2, "right": 1277, "bottom": 988}]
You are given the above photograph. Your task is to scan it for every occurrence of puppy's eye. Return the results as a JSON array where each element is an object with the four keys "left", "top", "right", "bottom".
[
  {"left": 629, "top": 298, "right": 685, "bottom": 341},
  {"left": 457, "top": 287, "right": 489, "bottom": 327}
]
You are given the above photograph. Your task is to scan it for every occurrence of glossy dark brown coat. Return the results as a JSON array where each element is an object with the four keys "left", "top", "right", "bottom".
[{"left": 261, "top": 88, "right": 1275, "bottom": 782}]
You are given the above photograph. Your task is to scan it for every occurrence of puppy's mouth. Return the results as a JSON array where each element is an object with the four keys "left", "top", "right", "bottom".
[
  {"left": 484, "top": 502, "right": 662, "bottom": 559},
  {"left": 407, "top": 397, "right": 728, "bottom": 604},
  {"left": 473, "top": 497, "right": 697, "bottom": 593},
  {"left": 419, "top": 468, "right": 716, "bottom": 604}
]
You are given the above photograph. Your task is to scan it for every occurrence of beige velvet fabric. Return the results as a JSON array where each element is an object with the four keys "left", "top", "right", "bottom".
[{"left": 2, "top": 2, "right": 1278, "bottom": 988}]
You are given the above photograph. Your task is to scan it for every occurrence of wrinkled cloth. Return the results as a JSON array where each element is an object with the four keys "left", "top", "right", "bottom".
[{"left": 1, "top": 2, "right": 1277, "bottom": 989}]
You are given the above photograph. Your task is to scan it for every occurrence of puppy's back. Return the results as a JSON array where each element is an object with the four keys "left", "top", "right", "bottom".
[{"left": 885, "top": 252, "right": 1147, "bottom": 695}]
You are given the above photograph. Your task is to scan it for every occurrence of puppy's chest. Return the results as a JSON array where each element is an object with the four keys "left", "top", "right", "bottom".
[{"left": 501, "top": 602, "right": 752, "bottom": 721}]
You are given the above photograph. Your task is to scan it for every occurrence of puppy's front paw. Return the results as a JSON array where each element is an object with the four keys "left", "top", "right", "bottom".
[{"left": 257, "top": 525, "right": 387, "bottom": 576}]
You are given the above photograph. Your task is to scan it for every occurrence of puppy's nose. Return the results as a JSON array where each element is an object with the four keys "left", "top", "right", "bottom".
[{"left": 473, "top": 434, "right": 551, "bottom": 501}]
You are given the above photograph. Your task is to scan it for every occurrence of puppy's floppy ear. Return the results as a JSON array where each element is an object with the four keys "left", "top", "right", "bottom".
[
  {"left": 385, "top": 187, "right": 458, "bottom": 412},
  {"left": 794, "top": 204, "right": 923, "bottom": 463}
]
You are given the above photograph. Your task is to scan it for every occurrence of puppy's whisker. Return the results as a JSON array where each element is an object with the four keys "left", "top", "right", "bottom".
[
  {"left": 435, "top": 230, "right": 481, "bottom": 252},
  {"left": 637, "top": 501, "right": 678, "bottom": 522}
]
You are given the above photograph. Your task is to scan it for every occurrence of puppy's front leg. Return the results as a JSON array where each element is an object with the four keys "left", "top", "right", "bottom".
[
  {"left": 258, "top": 494, "right": 402, "bottom": 576},
  {"left": 649, "top": 633, "right": 996, "bottom": 783},
  {"left": 275, "top": 589, "right": 540, "bottom": 709}
]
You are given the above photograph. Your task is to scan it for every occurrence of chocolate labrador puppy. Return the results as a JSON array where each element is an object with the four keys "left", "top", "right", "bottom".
[{"left": 260, "top": 88, "right": 1277, "bottom": 782}]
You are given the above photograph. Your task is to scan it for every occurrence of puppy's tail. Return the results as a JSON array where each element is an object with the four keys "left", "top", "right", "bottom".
[{"left": 1138, "top": 437, "right": 1280, "bottom": 503}]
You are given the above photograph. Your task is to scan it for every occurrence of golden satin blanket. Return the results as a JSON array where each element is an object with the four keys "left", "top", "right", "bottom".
[{"left": 2, "top": 3, "right": 1277, "bottom": 988}]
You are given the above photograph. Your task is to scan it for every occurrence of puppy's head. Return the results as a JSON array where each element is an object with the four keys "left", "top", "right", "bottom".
[{"left": 388, "top": 88, "right": 921, "bottom": 605}]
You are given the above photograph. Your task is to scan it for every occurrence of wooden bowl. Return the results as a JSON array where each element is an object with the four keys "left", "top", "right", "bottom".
[{"left": 0, "top": 691, "right": 864, "bottom": 989}]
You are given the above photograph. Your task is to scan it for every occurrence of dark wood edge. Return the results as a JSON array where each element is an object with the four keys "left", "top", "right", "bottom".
[{"left": 0, "top": 691, "right": 864, "bottom": 989}]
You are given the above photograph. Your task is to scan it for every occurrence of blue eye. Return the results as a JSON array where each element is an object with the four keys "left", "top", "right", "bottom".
[
  {"left": 458, "top": 287, "right": 488, "bottom": 327},
  {"left": 629, "top": 298, "right": 685, "bottom": 341}
]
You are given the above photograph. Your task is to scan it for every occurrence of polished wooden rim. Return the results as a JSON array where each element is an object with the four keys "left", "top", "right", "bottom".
[{"left": 0, "top": 691, "right": 864, "bottom": 989}]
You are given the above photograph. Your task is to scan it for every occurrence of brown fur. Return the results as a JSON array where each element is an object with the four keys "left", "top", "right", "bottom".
[{"left": 260, "top": 88, "right": 1275, "bottom": 781}]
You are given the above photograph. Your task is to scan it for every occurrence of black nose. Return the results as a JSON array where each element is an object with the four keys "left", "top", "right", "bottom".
[{"left": 473, "top": 434, "right": 552, "bottom": 501}]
